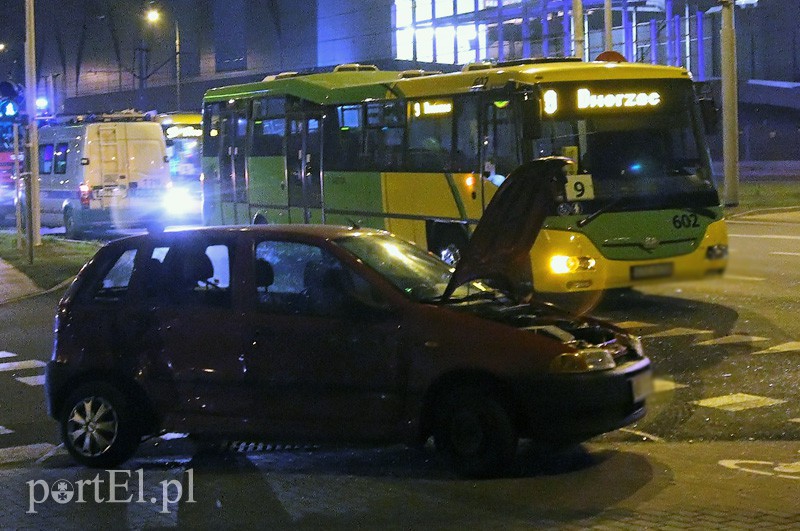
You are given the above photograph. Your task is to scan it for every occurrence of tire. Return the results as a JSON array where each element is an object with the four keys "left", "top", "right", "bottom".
[
  {"left": 434, "top": 390, "right": 518, "bottom": 478},
  {"left": 253, "top": 214, "right": 268, "bottom": 225},
  {"left": 429, "top": 224, "right": 469, "bottom": 265},
  {"left": 63, "top": 208, "right": 83, "bottom": 239},
  {"left": 59, "top": 382, "right": 141, "bottom": 468}
]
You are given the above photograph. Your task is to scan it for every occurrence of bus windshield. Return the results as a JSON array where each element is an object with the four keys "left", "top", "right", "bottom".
[{"left": 532, "top": 81, "right": 718, "bottom": 210}]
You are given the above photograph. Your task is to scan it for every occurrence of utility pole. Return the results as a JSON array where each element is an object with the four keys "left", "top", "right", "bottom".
[
  {"left": 604, "top": 0, "right": 613, "bottom": 51},
  {"left": 572, "top": 0, "right": 585, "bottom": 59},
  {"left": 25, "top": 0, "right": 41, "bottom": 245},
  {"left": 720, "top": 0, "right": 739, "bottom": 206}
]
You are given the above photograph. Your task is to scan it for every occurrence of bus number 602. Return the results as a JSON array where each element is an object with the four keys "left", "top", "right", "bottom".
[{"left": 672, "top": 213, "right": 699, "bottom": 229}]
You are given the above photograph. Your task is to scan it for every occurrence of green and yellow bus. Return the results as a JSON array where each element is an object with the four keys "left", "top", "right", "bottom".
[{"left": 201, "top": 59, "right": 728, "bottom": 294}]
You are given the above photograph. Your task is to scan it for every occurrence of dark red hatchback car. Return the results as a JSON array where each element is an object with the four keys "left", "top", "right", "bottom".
[{"left": 46, "top": 160, "right": 652, "bottom": 477}]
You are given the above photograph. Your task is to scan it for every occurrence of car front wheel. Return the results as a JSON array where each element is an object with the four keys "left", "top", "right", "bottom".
[
  {"left": 60, "top": 382, "right": 140, "bottom": 468},
  {"left": 434, "top": 390, "right": 518, "bottom": 478}
]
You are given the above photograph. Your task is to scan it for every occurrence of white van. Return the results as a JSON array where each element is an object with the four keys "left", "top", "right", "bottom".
[{"left": 37, "top": 114, "right": 183, "bottom": 237}]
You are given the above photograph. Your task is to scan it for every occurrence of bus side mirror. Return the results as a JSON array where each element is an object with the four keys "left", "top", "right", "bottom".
[
  {"left": 699, "top": 98, "right": 719, "bottom": 135},
  {"left": 521, "top": 94, "right": 542, "bottom": 140}
]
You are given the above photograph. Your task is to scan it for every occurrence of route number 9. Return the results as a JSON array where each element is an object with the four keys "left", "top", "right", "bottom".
[{"left": 565, "top": 174, "right": 595, "bottom": 201}]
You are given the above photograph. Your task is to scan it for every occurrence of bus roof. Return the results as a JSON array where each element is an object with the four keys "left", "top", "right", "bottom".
[
  {"left": 155, "top": 112, "right": 202, "bottom": 125},
  {"left": 203, "top": 59, "right": 692, "bottom": 105}
]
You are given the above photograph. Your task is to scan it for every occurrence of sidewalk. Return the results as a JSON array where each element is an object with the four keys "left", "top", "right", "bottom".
[{"left": 0, "top": 257, "right": 41, "bottom": 305}]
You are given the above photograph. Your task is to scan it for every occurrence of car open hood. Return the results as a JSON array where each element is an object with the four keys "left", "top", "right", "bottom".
[{"left": 442, "top": 157, "right": 570, "bottom": 301}]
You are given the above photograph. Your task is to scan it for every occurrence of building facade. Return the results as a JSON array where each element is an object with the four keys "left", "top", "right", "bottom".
[{"left": 0, "top": 0, "right": 797, "bottom": 159}]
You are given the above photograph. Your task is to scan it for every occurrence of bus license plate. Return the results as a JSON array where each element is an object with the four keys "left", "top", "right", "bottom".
[
  {"left": 630, "top": 263, "right": 673, "bottom": 280},
  {"left": 630, "top": 372, "right": 653, "bottom": 403}
]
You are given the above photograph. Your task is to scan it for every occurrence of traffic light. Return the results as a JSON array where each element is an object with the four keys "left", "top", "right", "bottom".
[{"left": 0, "top": 81, "right": 23, "bottom": 122}]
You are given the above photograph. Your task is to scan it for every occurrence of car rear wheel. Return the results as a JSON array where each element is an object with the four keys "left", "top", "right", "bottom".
[
  {"left": 434, "top": 390, "right": 518, "bottom": 478},
  {"left": 60, "top": 382, "right": 140, "bottom": 468}
]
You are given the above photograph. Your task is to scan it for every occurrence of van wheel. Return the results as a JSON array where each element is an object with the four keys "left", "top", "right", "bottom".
[
  {"left": 434, "top": 389, "right": 518, "bottom": 478},
  {"left": 253, "top": 214, "right": 268, "bottom": 225},
  {"left": 63, "top": 209, "right": 82, "bottom": 239},
  {"left": 60, "top": 382, "right": 140, "bottom": 468}
]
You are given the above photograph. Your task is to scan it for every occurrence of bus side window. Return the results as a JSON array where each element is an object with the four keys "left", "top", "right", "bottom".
[
  {"left": 453, "top": 95, "right": 479, "bottom": 172},
  {"left": 364, "top": 101, "right": 404, "bottom": 171},
  {"left": 252, "top": 97, "right": 285, "bottom": 157},
  {"left": 54, "top": 142, "right": 68, "bottom": 175},
  {"left": 202, "top": 102, "right": 222, "bottom": 157},
  {"left": 39, "top": 144, "right": 54, "bottom": 174}
]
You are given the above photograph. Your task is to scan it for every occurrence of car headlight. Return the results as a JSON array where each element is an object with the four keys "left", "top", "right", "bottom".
[
  {"left": 163, "top": 186, "right": 197, "bottom": 215},
  {"left": 549, "top": 348, "right": 616, "bottom": 373},
  {"left": 549, "top": 255, "right": 596, "bottom": 274}
]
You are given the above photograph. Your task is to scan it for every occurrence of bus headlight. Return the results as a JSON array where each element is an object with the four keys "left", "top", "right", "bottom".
[
  {"left": 550, "top": 255, "right": 597, "bottom": 274},
  {"left": 163, "top": 186, "right": 198, "bottom": 215},
  {"left": 549, "top": 348, "right": 616, "bottom": 373}
]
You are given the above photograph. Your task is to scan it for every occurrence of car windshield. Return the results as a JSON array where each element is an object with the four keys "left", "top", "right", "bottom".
[{"left": 335, "top": 233, "right": 501, "bottom": 302}]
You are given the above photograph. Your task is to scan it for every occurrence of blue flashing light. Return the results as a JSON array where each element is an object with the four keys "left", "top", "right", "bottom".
[
  {"left": 2, "top": 101, "right": 17, "bottom": 117},
  {"left": 35, "top": 97, "right": 48, "bottom": 110}
]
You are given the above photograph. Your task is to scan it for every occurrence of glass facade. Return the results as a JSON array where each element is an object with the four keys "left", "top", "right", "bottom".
[{"left": 393, "top": 0, "right": 760, "bottom": 68}]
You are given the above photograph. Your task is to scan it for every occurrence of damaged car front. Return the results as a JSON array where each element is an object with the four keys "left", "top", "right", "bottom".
[{"left": 336, "top": 158, "right": 653, "bottom": 477}]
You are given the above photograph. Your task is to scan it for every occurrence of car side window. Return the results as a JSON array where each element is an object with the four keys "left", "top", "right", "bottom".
[
  {"left": 92, "top": 248, "right": 138, "bottom": 302},
  {"left": 255, "top": 240, "right": 348, "bottom": 316},
  {"left": 147, "top": 241, "right": 232, "bottom": 307}
]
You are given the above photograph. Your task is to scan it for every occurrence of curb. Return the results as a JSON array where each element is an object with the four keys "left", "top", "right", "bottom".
[{"left": 0, "top": 276, "right": 74, "bottom": 307}]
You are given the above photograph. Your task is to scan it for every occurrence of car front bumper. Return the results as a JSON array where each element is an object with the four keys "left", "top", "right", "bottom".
[{"left": 512, "top": 358, "right": 652, "bottom": 442}]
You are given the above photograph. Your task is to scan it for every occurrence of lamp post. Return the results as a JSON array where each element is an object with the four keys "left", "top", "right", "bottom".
[
  {"left": 720, "top": 0, "right": 739, "bottom": 207},
  {"left": 146, "top": 7, "right": 181, "bottom": 111},
  {"left": 25, "top": 0, "right": 41, "bottom": 246}
]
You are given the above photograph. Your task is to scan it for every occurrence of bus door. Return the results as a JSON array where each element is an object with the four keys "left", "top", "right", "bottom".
[
  {"left": 286, "top": 114, "right": 323, "bottom": 224},
  {"left": 480, "top": 93, "right": 521, "bottom": 208},
  {"left": 219, "top": 101, "right": 249, "bottom": 225}
]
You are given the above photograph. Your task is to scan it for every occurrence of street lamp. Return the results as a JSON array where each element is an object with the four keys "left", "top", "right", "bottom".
[{"left": 145, "top": 7, "right": 181, "bottom": 111}]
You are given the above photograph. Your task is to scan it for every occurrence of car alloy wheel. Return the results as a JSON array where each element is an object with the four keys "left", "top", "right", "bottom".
[
  {"left": 66, "top": 395, "right": 119, "bottom": 458},
  {"left": 60, "top": 382, "right": 140, "bottom": 468}
]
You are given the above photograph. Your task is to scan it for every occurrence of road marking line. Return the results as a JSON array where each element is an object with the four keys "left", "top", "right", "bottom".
[
  {"left": 769, "top": 252, "right": 800, "bottom": 257},
  {"left": 0, "top": 443, "right": 55, "bottom": 465},
  {"left": 0, "top": 426, "right": 13, "bottom": 435},
  {"left": 619, "top": 428, "right": 665, "bottom": 442},
  {"left": 653, "top": 378, "right": 688, "bottom": 393},
  {"left": 692, "top": 393, "right": 787, "bottom": 412},
  {"left": 615, "top": 321, "right": 658, "bottom": 330},
  {"left": 0, "top": 351, "right": 16, "bottom": 359},
  {"left": 694, "top": 334, "right": 770, "bottom": 346},
  {"left": 35, "top": 443, "right": 65, "bottom": 464},
  {"left": 644, "top": 327, "right": 713, "bottom": 338},
  {"left": 0, "top": 360, "right": 46, "bottom": 371},
  {"left": 16, "top": 375, "right": 45, "bottom": 386},
  {"left": 728, "top": 233, "right": 800, "bottom": 240},
  {"left": 723, "top": 274, "right": 766, "bottom": 282},
  {"left": 752, "top": 342, "right": 800, "bottom": 355}
]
